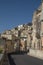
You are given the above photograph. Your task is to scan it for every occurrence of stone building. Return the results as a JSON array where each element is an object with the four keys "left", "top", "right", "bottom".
[
  {"left": 18, "top": 24, "right": 32, "bottom": 51},
  {"left": 32, "top": 0, "right": 43, "bottom": 50},
  {"left": 11, "top": 27, "right": 18, "bottom": 37},
  {"left": 0, "top": 23, "right": 32, "bottom": 53},
  {"left": 4, "top": 39, "right": 14, "bottom": 53},
  {"left": 0, "top": 38, "right": 5, "bottom": 53},
  {"left": 1, "top": 33, "right": 14, "bottom": 53},
  {"left": 27, "top": 24, "right": 32, "bottom": 49}
]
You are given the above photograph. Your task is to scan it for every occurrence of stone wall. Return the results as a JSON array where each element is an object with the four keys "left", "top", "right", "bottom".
[{"left": 27, "top": 49, "right": 43, "bottom": 60}]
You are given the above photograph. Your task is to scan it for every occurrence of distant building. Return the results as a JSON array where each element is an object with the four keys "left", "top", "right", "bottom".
[
  {"left": 0, "top": 38, "right": 5, "bottom": 53},
  {"left": 1, "top": 34, "right": 12, "bottom": 40}
]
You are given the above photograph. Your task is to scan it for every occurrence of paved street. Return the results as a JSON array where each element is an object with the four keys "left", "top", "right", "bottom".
[{"left": 8, "top": 54, "right": 43, "bottom": 65}]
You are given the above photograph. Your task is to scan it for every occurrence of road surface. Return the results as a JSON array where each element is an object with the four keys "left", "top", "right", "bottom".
[{"left": 8, "top": 54, "right": 43, "bottom": 65}]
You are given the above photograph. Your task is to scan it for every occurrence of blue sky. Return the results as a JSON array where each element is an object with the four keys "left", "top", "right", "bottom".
[{"left": 0, "top": 0, "right": 41, "bottom": 33}]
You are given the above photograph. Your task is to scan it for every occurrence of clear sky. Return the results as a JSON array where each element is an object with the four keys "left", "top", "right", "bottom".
[{"left": 0, "top": 0, "right": 41, "bottom": 33}]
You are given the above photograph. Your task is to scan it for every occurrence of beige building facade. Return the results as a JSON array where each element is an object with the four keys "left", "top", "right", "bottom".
[{"left": 32, "top": 0, "right": 43, "bottom": 50}]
